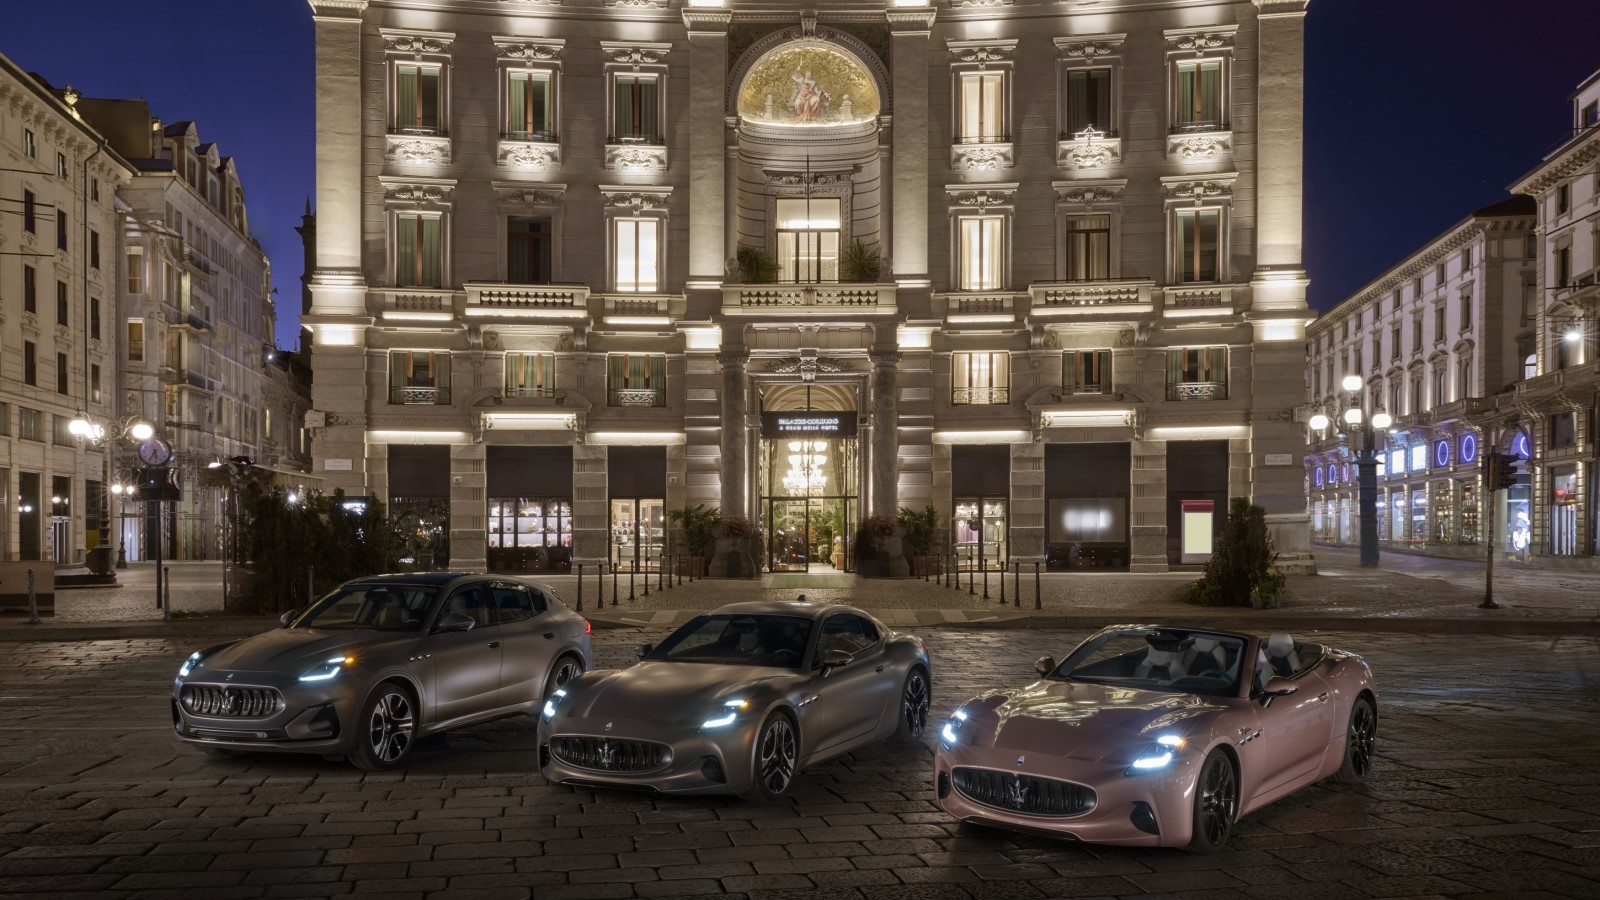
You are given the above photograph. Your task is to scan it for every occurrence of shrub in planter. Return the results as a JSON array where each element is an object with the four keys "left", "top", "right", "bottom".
[
  {"left": 1185, "top": 497, "right": 1279, "bottom": 607},
  {"left": 667, "top": 504, "right": 720, "bottom": 576},
  {"left": 896, "top": 505, "right": 940, "bottom": 577}
]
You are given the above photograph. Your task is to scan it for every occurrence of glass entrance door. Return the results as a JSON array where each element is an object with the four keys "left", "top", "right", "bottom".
[
  {"left": 764, "top": 496, "right": 853, "bottom": 573},
  {"left": 610, "top": 498, "right": 664, "bottom": 572}
]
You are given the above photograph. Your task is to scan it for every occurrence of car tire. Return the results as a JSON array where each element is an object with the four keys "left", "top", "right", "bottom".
[
  {"left": 893, "top": 667, "right": 931, "bottom": 742},
  {"left": 743, "top": 711, "right": 799, "bottom": 802},
  {"left": 347, "top": 682, "right": 418, "bottom": 771},
  {"left": 1186, "top": 750, "right": 1238, "bottom": 854},
  {"left": 543, "top": 654, "right": 585, "bottom": 701},
  {"left": 1334, "top": 695, "right": 1377, "bottom": 784}
]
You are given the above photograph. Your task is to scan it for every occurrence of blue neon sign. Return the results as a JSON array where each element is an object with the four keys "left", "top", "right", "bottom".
[
  {"left": 1460, "top": 432, "right": 1478, "bottom": 465},
  {"left": 1511, "top": 430, "right": 1531, "bottom": 460}
]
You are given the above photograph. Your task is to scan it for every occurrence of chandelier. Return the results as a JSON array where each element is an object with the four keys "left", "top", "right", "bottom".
[{"left": 782, "top": 440, "right": 828, "bottom": 496}]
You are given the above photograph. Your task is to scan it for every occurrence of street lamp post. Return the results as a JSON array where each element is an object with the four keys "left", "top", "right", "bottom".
[
  {"left": 208, "top": 456, "right": 254, "bottom": 613},
  {"left": 1309, "top": 375, "right": 1393, "bottom": 570},
  {"left": 68, "top": 414, "right": 156, "bottom": 571}
]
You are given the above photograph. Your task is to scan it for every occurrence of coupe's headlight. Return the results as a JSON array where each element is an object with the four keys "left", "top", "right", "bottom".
[
  {"left": 940, "top": 709, "right": 968, "bottom": 748},
  {"left": 542, "top": 689, "right": 567, "bottom": 722},
  {"left": 1126, "top": 735, "right": 1187, "bottom": 774},
  {"left": 298, "top": 656, "right": 354, "bottom": 683},
  {"left": 701, "top": 699, "right": 749, "bottom": 730}
]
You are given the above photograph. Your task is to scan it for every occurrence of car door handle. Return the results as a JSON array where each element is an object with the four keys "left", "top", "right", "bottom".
[
  {"left": 875, "top": 665, "right": 885, "bottom": 672},
  {"left": 1317, "top": 692, "right": 1329, "bottom": 702},
  {"left": 543, "top": 632, "right": 555, "bottom": 640},
  {"left": 488, "top": 641, "right": 501, "bottom": 649}
]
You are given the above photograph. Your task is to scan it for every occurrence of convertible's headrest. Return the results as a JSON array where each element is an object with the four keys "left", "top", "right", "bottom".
[
  {"left": 1192, "top": 637, "right": 1220, "bottom": 653},
  {"left": 1145, "top": 647, "right": 1176, "bottom": 666},
  {"left": 738, "top": 631, "right": 759, "bottom": 652},
  {"left": 1267, "top": 632, "right": 1295, "bottom": 658}
]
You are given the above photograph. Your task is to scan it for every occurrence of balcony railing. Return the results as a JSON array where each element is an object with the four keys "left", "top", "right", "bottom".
[
  {"left": 1554, "top": 265, "right": 1600, "bottom": 310},
  {"left": 465, "top": 283, "right": 588, "bottom": 310},
  {"left": 722, "top": 283, "right": 897, "bottom": 316},
  {"left": 952, "top": 387, "right": 1011, "bottom": 405},
  {"left": 1166, "top": 381, "right": 1228, "bottom": 401},
  {"left": 1061, "top": 384, "right": 1111, "bottom": 396},
  {"left": 502, "top": 386, "right": 557, "bottom": 399},
  {"left": 1029, "top": 279, "right": 1154, "bottom": 313},
  {"left": 391, "top": 386, "right": 451, "bottom": 405},
  {"left": 185, "top": 370, "right": 218, "bottom": 392},
  {"left": 608, "top": 388, "right": 666, "bottom": 408}
]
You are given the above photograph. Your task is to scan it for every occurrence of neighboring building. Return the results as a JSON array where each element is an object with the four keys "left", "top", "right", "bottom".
[
  {"left": 262, "top": 350, "right": 314, "bottom": 479},
  {"left": 1502, "top": 66, "right": 1600, "bottom": 563},
  {"left": 75, "top": 100, "right": 275, "bottom": 561},
  {"left": 0, "top": 54, "right": 134, "bottom": 563},
  {"left": 1304, "top": 198, "right": 1536, "bottom": 554},
  {"left": 303, "top": 0, "right": 1314, "bottom": 575}
]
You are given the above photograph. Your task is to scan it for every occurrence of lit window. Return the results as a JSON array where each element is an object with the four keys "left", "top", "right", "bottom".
[
  {"left": 613, "top": 219, "right": 659, "bottom": 292},
  {"left": 775, "top": 198, "right": 840, "bottom": 283},
  {"left": 1174, "top": 60, "right": 1222, "bottom": 130},
  {"left": 1175, "top": 209, "right": 1221, "bottom": 283},
  {"left": 607, "top": 355, "right": 666, "bottom": 407},
  {"left": 388, "top": 351, "right": 452, "bottom": 404},
  {"left": 395, "top": 213, "right": 443, "bottom": 288},
  {"left": 952, "top": 352, "right": 1009, "bottom": 405},
  {"left": 958, "top": 216, "right": 1004, "bottom": 291},
  {"left": 127, "top": 320, "right": 145, "bottom": 362},
  {"left": 1166, "top": 347, "right": 1228, "bottom": 400},
  {"left": 505, "top": 352, "right": 555, "bottom": 398},
  {"left": 957, "top": 71, "right": 1005, "bottom": 143},
  {"left": 612, "top": 73, "right": 659, "bottom": 142},
  {"left": 1063, "top": 350, "right": 1112, "bottom": 395},
  {"left": 23, "top": 129, "right": 36, "bottom": 158},
  {"left": 396, "top": 64, "right": 443, "bottom": 133},
  {"left": 57, "top": 153, "right": 67, "bottom": 178},
  {"left": 506, "top": 71, "right": 554, "bottom": 141},
  {"left": 1063, "top": 215, "right": 1110, "bottom": 281}
]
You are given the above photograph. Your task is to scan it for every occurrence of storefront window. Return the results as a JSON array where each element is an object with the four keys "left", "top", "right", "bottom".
[
  {"left": 1431, "top": 480, "right": 1454, "bottom": 544},
  {"left": 1505, "top": 480, "right": 1531, "bottom": 556},
  {"left": 1551, "top": 467, "right": 1578, "bottom": 556},
  {"left": 1409, "top": 444, "right": 1427, "bottom": 473},
  {"left": 1390, "top": 489, "right": 1406, "bottom": 545},
  {"left": 1375, "top": 494, "right": 1387, "bottom": 541},
  {"left": 1409, "top": 488, "right": 1428, "bottom": 543},
  {"left": 487, "top": 499, "right": 572, "bottom": 571},
  {"left": 1458, "top": 480, "right": 1479, "bottom": 544},
  {"left": 610, "top": 499, "right": 665, "bottom": 572},
  {"left": 1388, "top": 448, "right": 1405, "bottom": 477},
  {"left": 954, "top": 499, "right": 1007, "bottom": 570}
]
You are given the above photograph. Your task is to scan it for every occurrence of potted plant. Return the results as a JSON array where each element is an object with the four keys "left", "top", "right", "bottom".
[
  {"left": 896, "top": 505, "right": 940, "bottom": 577},
  {"left": 666, "top": 503, "right": 720, "bottom": 577},
  {"left": 736, "top": 245, "right": 780, "bottom": 284},
  {"left": 838, "top": 238, "right": 882, "bottom": 283},
  {"left": 1185, "top": 498, "right": 1281, "bottom": 607},
  {"left": 1249, "top": 568, "right": 1286, "bottom": 609}
]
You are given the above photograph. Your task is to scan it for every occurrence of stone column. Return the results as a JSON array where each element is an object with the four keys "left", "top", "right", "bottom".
[
  {"left": 869, "top": 349, "right": 901, "bottom": 520},
  {"left": 718, "top": 348, "right": 749, "bottom": 519},
  {"left": 683, "top": 9, "right": 732, "bottom": 283},
  {"left": 887, "top": 8, "right": 936, "bottom": 281}
]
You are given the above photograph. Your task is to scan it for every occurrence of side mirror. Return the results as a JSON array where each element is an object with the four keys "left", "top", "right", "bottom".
[
  {"left": 435, "top": 612, "right": 476, "bottom": 634},
  {"left": 279, "top": 609, "right": 298, "bottom": 628},
  {"left": 635, "top": 642, "right": 654, "bottom": 660},
  {"left": 1260, "top": 676, "right": 1298, "bottom": 705},
  {"left": 1035, "top": 656, "right": 1056, "bottom": 678},
  {"left": 821, "top": 649, "right": 853, "bottom": 673}
]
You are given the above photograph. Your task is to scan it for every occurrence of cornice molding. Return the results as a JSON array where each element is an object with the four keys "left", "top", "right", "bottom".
[
  {"left": 492, "top": 181, "right": 567, "bottom": 206},
  {"left": 1054, "top": 33, "right": 1126, "bottom": 60},
  {"left": 944, "top": 183, "right": 1018, "bottom": 211},
  {"left": 1053, "top": 178, "right": 1127, "bottom": 205},
  {"left": 600, "top": 185, "right": 673, "bottom": 213},
  {"left": 599, "top": 40, "right": 673, "bottom": 67},
  {"left": 885, "top": 8, "right": 937, "bottom": 33},
  {"left": 1163, "top": 25, "right": 1238, "bottom": 54},
  {"left": 1254, "top": 0, "right": 1311, "bottom": 17},
  {"left": 306, "top": 0, "right": 366, "bottom": 19},
  {"left": 681, "top": 9, "right": 733, "bottom": 33},
  {"left": 1159, "top": 172, "right": 1238, "bottom": 202},
  {"left": 380, "top": 29, "right": 455, "bottom": 55},
  {"left": 1513, "top": 131, "right": 1600, "bottom": 196},
  {"left": 946, "top": 38, "right": 1018, "bottom": 65},
  {"left": 492, "top": 36, "right": 566, "bottom": 63}
]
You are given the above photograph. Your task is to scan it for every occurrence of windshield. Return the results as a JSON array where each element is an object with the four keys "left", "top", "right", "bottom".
[
  {"left": 1048, "top": 628, "right": 1246, "bottom": 696},
  {"left": 291, "top": 584, "right": 438, "bottom": 631},
  {"left": 649, "top": 614, "right": 814, "bottom": 668}
]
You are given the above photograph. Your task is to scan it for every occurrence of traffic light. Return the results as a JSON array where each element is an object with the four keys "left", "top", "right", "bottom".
[{"left": 1484, "top": 451, "right": 1518, "bottom": 492}]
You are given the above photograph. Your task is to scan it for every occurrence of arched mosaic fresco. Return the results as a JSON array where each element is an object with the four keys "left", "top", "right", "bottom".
[{"left": 736, "top": 41, "right": 881, "bottom": 127}]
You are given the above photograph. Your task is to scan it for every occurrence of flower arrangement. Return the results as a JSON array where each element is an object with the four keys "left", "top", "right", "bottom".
[
  {"left": 720, "top": 516, "right": 754, "bottom": 538},
  {"left": 867, "top": 514, "right": 897, "bottom": 538}
]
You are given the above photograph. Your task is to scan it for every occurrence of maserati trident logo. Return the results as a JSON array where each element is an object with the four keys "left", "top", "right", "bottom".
[
  {"left": 597, "top": 740, "right": 616, "bottom": 770},
  {"left": 1015, "top": 755, "right": 1025, "bottom": 767},
  {"left": 225, "top": 674, "right": 235, "bottom": 682},
  {"left": 1007, "top": 775, "right": 1030, "bottom": 808},
  {"left": 604, "top": 721, "right": 614, "bottom": 732},
  {"left": 221, "top": 690, "right": 239, "bottom": 715}
]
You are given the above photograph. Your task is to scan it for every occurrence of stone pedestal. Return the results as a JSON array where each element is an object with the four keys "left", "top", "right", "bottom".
[{"left": 706, "top": 535, "right": 758, "bottom": 579}]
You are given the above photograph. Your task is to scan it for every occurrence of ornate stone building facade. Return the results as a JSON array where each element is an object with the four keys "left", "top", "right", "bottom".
[
  {"left": 0, "top": 53, "right": 133, "bottom": 563},
  {"left": 304, "top": 0, "right": 1314, "bottom": 575}
]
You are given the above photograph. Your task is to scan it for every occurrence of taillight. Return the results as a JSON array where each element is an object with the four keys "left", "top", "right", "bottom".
[{"left": 584, "top": 620, "right": 591, "bottom": 635}]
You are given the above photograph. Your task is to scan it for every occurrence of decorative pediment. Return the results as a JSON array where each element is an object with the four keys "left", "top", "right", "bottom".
[
  {"left": 601, "top": 186, "right": 672, "bottom": 214},
  {"left": 493, "top": 182, "right": 566, "bottom": 206},
  {"left": 945, "top": 184, "right": 1017, "bottom": 211},
  {"left": 765, "top": 171, "right": 848, "bottom": 187},
  {"left": 946, "top": 39, "right": 1017, "bottom": 66},
  {"left": 762, "top": 355, "right": 845, "bottom": 382},
  {"left": 1053, "top": 179, "right": 1127, "bottom": 205},
  {"left": 1164, "top": 26, "right": 1237, "bottom": 53},
  {"left": 380, "top": 177, "right": 456, "bottom": 206},
  {"left": 381, "top": 30, "right": 454, "bottom": 56},
  {"left": 600, "top": 41, "right": 672, "bottom": 68},
  {"left": 492, "top": 37, "right": 565, "bottom": 63},
  {"left": 606, "top": 0, "right": 665, "bottom": 6},
  {"left": 1054, "top": 34, "right": 1125, "bottom": 60},
  {"left": 1160, "top": 173, "right": 1238, "bottom": 203}
]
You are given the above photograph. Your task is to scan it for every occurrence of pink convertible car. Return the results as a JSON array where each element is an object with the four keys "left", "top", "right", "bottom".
[{"left": 933, "top": 625, "right": 1377, "bottom": 852}]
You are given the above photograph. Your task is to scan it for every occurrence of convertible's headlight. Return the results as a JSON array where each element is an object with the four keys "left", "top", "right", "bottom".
[
  {"left": 298, "top": 656, "right": 354, "bottom": 683},
  {"left": 542, "top": 689, "right": 567, "bottom": 722},
  {"left": 1126, "top": 735, "right": 1187, "bottom": 774},
  {"left": 178, "top": 651, "right": 204, "bottom": 678},
  {"left": 940, "top": 709, "right": 968, "bottom": 748},
  {"left": 701, "top": 699, "right": 749, "bottom": 730}
]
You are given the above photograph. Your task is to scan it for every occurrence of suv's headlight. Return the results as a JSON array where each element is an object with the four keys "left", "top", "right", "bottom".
[
  {"left": 1126, "top": 735, "right": 1186, "bottom": 774},
  {"left": 940, "top": 709, "right": 968, "bottom": 748},
  {"left": 701, "top": 699, "right": 749, "bottom": 730},
  {"left": 298, "top": 656, "right": 354, "bottom": 683},
  {"left": 542, "top": 689, "right": 567, "bottom": 722}
]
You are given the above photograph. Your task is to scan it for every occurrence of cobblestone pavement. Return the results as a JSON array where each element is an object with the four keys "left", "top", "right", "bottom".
[
  {"left": 1, "top": 626, "right": 1598, "bottom": 898},
  {"left": 43, "top": 550, "right": 1600, "bottom": 628}
]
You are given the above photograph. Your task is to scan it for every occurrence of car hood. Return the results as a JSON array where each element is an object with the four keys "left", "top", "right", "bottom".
[
  {"left": 188, "top": 628, "right": 413, "bottom": 678},
  {"left": 955, "top": 680, "right": 1229, "bottom": 762},
  {"left": 562, "top": 661, "right": 794, "bottom": 725}
]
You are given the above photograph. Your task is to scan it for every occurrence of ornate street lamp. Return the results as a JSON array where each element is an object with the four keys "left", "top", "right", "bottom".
[
  {"left": 68, "top": 414, "right": 157, "bottom": 571},
  {"left": 1308, "top": 376, "right": 1392, "bottom": 569}
]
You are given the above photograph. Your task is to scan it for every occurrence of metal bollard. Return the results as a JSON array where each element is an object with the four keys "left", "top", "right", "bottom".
[
  {"left": 576, "top": 563, "right": 585, "bottom": 611},
  {"left": 1013, "top": 560, "right": 1021, "bottom": 609},
  {"left": 658, "top": 557, "right": 665, "bottom": 592},
  {"left": 935, "top": 555, "right": 942, "bottom": 586},
  {"left": 167, "top": 565, "right": 175, "bottom": 621},
  {"left": 983, "top": 563, "right": 990, "bottom": 600},
  {"left": 967, "top": 558, "right": 975, "bottom": 596},
  {"left": 641, "top": 559, "right": 649, "bottom": 598},
  {"left": 999, "top": 560, "right": 1006, "bottom": 605},
  {"left": 1034, "top": 561, "right": 1042, "bottom": 610},
  {"left": 677, "top": 555, "right": 683, "bottom": 587},
  {"left": 612, "top": 563, "right": 619, "bottom": 606},
  {"left": 629, "top": 564, "right": 637, "bottom": 602},
  {"left": 27, "top": 568, "right": 39, "bottom": 625}
]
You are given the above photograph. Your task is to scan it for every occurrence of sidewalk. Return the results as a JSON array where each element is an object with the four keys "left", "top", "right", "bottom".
[{"left": 4, "top": 548, "right": 1596, "bottom": 640}]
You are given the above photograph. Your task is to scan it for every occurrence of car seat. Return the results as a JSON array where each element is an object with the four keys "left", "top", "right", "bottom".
[{"left": 1266, "top": 632, "right": 1300, "bottom": 677}]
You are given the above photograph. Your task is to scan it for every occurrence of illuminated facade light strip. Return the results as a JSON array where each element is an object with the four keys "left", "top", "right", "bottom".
[
  {"left": 381, "top": 311, "right": 455, "bottom": 322},
  {"left": 946, "top": 314, "right": 1016, "bottom": 324},
  {"left": 589, "top": 432, "right": 687, "bottom": 445},
  {"left": 1148, "top": 425, "right": 1249, "bottom": 438},
  {"left": 462, "top": 307, "right": 587, "bottom": 319},
  {"left": 932, "top": 429, "right": 1030, "bottom": 445},
  {"left": 367, "top": 430, "right": 469, "bottom": 444},
  {"left": 603, "top": 316, "right": 674, "bottom": 327},
  {"left": 483, "top": 413, "right": 576, "bottom": 430}
]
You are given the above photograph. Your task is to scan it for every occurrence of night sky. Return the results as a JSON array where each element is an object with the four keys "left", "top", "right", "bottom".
[{"left": 5, "top": 1, "right": 1597, "bottom": 351}]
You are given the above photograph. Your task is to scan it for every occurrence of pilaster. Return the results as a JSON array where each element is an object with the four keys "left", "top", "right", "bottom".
[
  {"left": 1130, "top": 439, "right": 1168, "bottom": 572},
  {"left": 1250, "top": 0, "right": 1310, "bottom": 310},
  {"left": 1010, "top": 441, "right": 1045, "bottom": 562},
  {"left": 307, "top": 0, "right": 368, "bottom": 315},
  {"left": 869, "top": 345, "right": 901, "bottom": 520},
  {"left": 573, "top": 442, "right": 608, "bottom": 567},
  {"left": 448, "top": 442, "right": 486, "bottom": 572},
  {"left": 718, "top": 346, "right": 750, "bottom": 519},
  {"left": 888, "top": 8, "right": 936, "bottom": 282},
  {"left": 684, "top": 9, "right": 732, "bottom": 283}
]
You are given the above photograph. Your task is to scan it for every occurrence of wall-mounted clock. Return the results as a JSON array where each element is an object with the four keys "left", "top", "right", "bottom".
[{"left": 137, "top": 438, "right": 172, "bottom": 467}]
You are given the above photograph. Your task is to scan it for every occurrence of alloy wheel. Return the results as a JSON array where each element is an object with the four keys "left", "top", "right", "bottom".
[
  {"left": 1197, "top": 755, "right": 1237, "bottom": 845},
  {"left": 903, "top": 671, "right": 930, "bottom": 737},
  {"left": 757, "top": 717, "right": 797, "bottom": 795},
  {"left": 368, "top": 690, "right": 415, "bottom": 764},
  {"left": 549, "top": 658, "right": 584, "bottom": 695},
  {"left": 1348, "top": 702, "right": 1376, "bottom": 778}
]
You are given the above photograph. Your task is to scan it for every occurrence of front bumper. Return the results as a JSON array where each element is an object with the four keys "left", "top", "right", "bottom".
[
  {"left": 171, "top": 674, "right": 361, "bottom": 756},
  {"left": 932, "top": 741, "right": 1200, "bottom": 848},
  {"left": 537, "top": 714, "right": 758, "bottom": 796}
]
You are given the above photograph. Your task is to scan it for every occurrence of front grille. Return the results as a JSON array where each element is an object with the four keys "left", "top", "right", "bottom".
[
  {"left": 952, "top": 767, "right": 1096, "bottom": 818},
  {"left": 550, "top": 736, "right": 671, "bottom": 773},
  {"left": 181, "top": 685, "right": 283, "bottom": 719}
]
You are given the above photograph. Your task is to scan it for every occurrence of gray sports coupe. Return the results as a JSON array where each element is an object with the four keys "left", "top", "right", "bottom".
[
  {"left": 538, "top": 599, "right": 932, "bottom": 799},
  {"left": 172, "top": 573, "right": 590, "bottom": 769}
]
